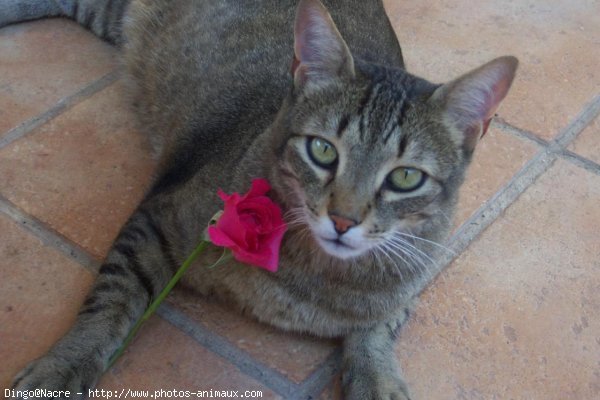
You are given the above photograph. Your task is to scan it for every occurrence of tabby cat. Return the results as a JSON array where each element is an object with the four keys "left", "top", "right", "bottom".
[{"left": 2, "top": 0, "right": 517, "bottom": 398}]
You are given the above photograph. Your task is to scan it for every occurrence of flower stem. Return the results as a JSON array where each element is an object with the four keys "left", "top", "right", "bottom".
[{"left": 107, "top": 240, "right": 209, "bottom": 368}]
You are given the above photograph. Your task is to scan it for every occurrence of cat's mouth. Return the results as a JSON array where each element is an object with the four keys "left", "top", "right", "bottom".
[
  {"left": 323, "top": 237, "right": 353, "bottom": 248},
  {"left": 316, "top": 235, "right": 364, "bottom": 260}
]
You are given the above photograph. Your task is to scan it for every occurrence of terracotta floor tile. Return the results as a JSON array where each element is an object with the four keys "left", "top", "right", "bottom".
[
  {"left": 3, "top": 4, "right": 599, "bottom": 399},
  {"left": 383, "top": 0, "right": 600, "bottom": 139},
  {"left": 396, "top": 159, "right": 600, "bottom": 399},
  {"left": 0, "top": 19, "right": 116, "bottom": 136},
  {"left": 168, "top": 289, "right": 338, "bottom": 384},
  {"left": 0, "top": 214, "right": 95, "bottom": 389},
  {"left": 0, "top": 82, "right": 157, "bottom": 259},
  {"left": 568, "top": 115, "right": 600, "bottom": 165},
  {"left": 454, "top": 126, "right": 538, "bottom": 229},
  {"left": 100, "top": 317, "right": 279, "bottom": 399},
  {"left": 319, "top": 375, "right": 342, "bottom": 400}
]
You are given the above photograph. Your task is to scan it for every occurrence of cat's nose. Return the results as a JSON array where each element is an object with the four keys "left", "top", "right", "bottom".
[{"left": 329, "top": 214, "right": 357, "bottom": 235}]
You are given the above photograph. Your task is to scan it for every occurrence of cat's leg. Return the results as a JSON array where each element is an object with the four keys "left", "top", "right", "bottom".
[
  {"left": 0, "top": 1, "right": 130, "bottom": 45},
  {"left": 11, "top": 200, "right": 180, "bottom": 399},
  {"left": 0, "top": 1, "right": 62, "bottom": 27},
  {"left": 342, "top": 307, "right": 414, "bottom": 400}
]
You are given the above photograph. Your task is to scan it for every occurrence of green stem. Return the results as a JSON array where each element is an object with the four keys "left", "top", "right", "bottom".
[{"left": 107, "top": 240, "right": 209, "bottom": 368}]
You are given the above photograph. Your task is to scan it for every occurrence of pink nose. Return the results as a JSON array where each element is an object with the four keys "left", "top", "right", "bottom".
[{"left": 330, "top": 214, "right": 357, "bottom": 234}]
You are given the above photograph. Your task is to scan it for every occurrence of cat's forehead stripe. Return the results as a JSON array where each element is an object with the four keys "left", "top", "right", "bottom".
[
  {"left": 397, "top": 135, "right": 408, "bottom": 159},
  {"left": 356, "top": 79, "right": 410, "bottom": 151},
  {"left": 357, "top": 82, "right": 380, "bottom": 141},
  {"left": 336, "top": 115, "right": 350, "bottom": 137},
  {"left": 382, "top": 96, "right": 408, "bottom": 147}
]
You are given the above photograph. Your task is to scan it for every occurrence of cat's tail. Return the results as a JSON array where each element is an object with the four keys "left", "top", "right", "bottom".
[{"left": 0, "top": 0, "right": 130, "bottom": 45}]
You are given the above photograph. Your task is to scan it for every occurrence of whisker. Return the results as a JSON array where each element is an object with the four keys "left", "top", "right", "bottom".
[
  {"left": 375, "top": 244, "right": 406, "bottom": 281},
  {"left": 393, "top": 231, "right": 456, "bottom": 256},
  {"left": 386, "top": 232, "right": 439, "bottom": 275},
  {"left": 382, "top": 241, "right": 421, "bottom": 276},
  {"left": 385, "top": 239, "right": 433, "bottom": 280},
  {"left": 387, "top": 236, "right": 438, "bottom": 272},
  {"left": 436, "top": 210, "right": 454, "bottom": 225}
]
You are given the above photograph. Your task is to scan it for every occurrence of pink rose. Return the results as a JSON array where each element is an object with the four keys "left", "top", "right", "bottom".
[{"left": 207, "top": 179, "right": 287, "bottom": 272}]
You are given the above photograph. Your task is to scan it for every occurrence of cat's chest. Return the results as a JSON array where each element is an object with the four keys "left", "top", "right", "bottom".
[
  {"left": 251, "top": 261, "right": 412, "bottom": 336},
  {"left": 183, "top": 248, "right": 412, "bottom": 337}
]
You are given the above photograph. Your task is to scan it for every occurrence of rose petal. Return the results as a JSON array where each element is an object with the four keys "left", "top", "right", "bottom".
[
  {"left": 207, "top": 226, "right": 237, "bottom": 248},
  {"left": 244, "top": 179, "right": 271, "bottom": 199},
  {"left": 230, "top": 245, "right": 271, "bottom": 269},
  {"left": 262, "top": 225, "right": 286, "bottom": 272},
  {"left": 215, "top": 202, "right": 247, "bottom": 246},
  {"left": 244, "top": 229, "right": 259, "bottom": 251},
  {"left": 210, "top": 178, "right": 286, "bottom": 272},
  {"left": 238, "top": 197, "right": 280, "bottom": 231}
]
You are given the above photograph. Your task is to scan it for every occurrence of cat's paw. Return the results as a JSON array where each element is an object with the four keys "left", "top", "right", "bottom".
[
  {"left": 10, "top": 355, "right": 100, "bottom": 400},
  {"left": 341, "top": 365, "right": 412, "bottom": 400}
]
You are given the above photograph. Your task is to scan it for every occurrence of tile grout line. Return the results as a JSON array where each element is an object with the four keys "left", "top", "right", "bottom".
[
  {"left": 156, "top": 303, "right": 300, "bottom": 398},
  {"left": 549, "top": 93, "right": 600, "bottom": 173},
  {"left": 555, "top": 149, "right": 600, "bottom": 176},
  {"left": 295, "top": 93, "right": 600, "bottom": 398},
  {"left": 5, "top": 77, "right": 595, "bottom": 396},
  {"left": 292, "top": 348, "right": 342, "bottom": 400},
  {"left": 495, "top": 94, "right": 600, "bottom": 170},
  {"left": 0, "top": 187, "right": 302, "bottom": 394},
  {"left": 494, "top": 117, "right": 550, "bottom": 148},
  {"left": 495, "top": 93, "right": 600, "bottom": 150},
  {"left": 285, "top": 92, "right": 600, "bottom": 398},
  {"left": 442, "top": 148, "right": 557, "bottom": 266},
  {"left": 441, "top": 92, "right": 600, "bottom": 267},
  {"left": 0, "top": 70, "right": 120, "bottom": 150},
  {"left": 554, "top": 94, "right": 600, "bottom": 147},
  {"left": 0, "top": 193, "right": 100, "bottom": 272}
]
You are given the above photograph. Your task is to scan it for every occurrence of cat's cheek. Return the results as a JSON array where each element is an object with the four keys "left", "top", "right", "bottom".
[{"left": 280, "top": 148, "right": 328, "bottom": 209}]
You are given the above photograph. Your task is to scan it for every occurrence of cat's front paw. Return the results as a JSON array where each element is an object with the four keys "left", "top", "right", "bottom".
[
  {"left": 341, "top": 364, "right": 412, "bottom": 400},
  {"left": 10, "top": 355, "right": 101, "bottom": 400}
]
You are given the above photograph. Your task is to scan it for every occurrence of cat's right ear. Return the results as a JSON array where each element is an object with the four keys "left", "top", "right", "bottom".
[
  {"left": 431, "top": 56, "right": 518, "bottom": 151},
  {"left": 292, "top": 0, "right": 355, "bottom": 90}
]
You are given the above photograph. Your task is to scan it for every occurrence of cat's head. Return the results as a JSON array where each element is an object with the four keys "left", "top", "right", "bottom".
[{"left": 270, "top": 0, "right": 517, "bottom": 261}]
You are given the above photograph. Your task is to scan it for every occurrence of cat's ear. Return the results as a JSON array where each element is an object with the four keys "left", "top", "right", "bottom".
[
  {"left": 432, "top": 56, "right": 518, "bottom": 150},
  {"left": 292, "top": 0, "right": 355, "bottom": 89}
]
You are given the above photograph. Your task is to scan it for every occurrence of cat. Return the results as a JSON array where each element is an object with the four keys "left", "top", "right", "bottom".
[{"left": 2, "top": 0, "right": 517, "bottom": 399}]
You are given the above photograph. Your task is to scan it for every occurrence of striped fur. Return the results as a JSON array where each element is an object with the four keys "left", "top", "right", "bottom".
[
  {"left": 0, "top": 0, "right": 129, "bottom": 44},
  {"left": 6, "top": 1, "right": 517, "bottom": 399}
]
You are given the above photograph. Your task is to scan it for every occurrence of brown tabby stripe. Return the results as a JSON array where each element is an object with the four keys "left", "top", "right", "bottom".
[
  {"left": 78, "top": 281, "right": 130, "bottom": 312},
  {"left": 80, "top": 7, "right": 95, "bottom": 30},
  {"left": 136, "top": 208, "right": 179, "bottom": 271},
  {"left": 381, "top": 117, "right": 398, "bottom": 145},
  {"left": 117, "top": 226, "right": 148, "bottom": 243},
  {"left": 336, "top": 115, "right": 350, "bottom": 137},
  {"left": 383, "top": 94, "right": 408, "bottom": 145},
  {"left": 101, "top": 0, "right": 116, "bottom": 39},
  {"left": 397, "top": 135, "right": 408, "bottom": 158},
  {"left": 112, "top": 242, "right": 156, "bottom": 300},
  {"left": 78, "top": 302, "right": 104, "bottom": 316},
  {"left": 71, "top": 1, "right": 79, "bottom": 20},
  {"left": 357, "top": 82, "right": 376, "bottom": 140},
  {"left": 99, "top": 262, "right": 128, "bottom": 276}
]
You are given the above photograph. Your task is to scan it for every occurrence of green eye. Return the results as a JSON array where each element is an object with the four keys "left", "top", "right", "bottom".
[
  {"left": 387, "top": 167, "right": 426, "bottom": 192},
  {"left": 307, "top": 137, "right": 338, "bottom": 168}
]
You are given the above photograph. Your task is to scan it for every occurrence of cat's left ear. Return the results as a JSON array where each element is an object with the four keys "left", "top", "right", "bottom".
[
  {"left": 292, "top": 0, "right": 355, "bottom": 90},
  {"left": 432, "top": 56, "right": 518, "bottom": 150}
]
